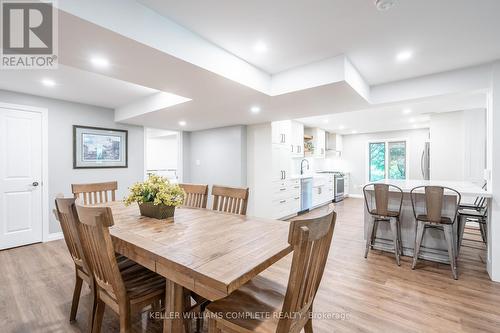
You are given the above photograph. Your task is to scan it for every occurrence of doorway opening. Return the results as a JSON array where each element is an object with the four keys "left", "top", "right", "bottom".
[{"left": 145, "top": 128, "right": 182, "bottom": 183}]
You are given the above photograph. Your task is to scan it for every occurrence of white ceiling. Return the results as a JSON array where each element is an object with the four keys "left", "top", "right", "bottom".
[
  {"left": 138, "top": 0, "right": 500, "bottom": 84},
  {"left": 53, "top": 11, "right": 370, "bottom": 131},
  {"left": 297, "top": 91, "right": 487, "bottom": 135},
  {"left": 0, "top": 65, "right": 158, "bottom": 109},
  {"left": 0, "top": 2, "right": 496, "bottom": 133}
]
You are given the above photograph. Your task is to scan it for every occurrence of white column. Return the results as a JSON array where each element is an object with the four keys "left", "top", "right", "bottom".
[{"left": 487, "top": 61, "right": 500, "bottom": 281}]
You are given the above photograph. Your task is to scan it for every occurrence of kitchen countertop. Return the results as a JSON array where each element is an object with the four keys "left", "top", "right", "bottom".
[{"left": 372, "top": 179, "right": 491, "bottom": 197}]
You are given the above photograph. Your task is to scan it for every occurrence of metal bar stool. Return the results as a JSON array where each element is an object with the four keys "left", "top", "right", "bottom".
[
  {"left": 363, "top": 183, "right": 403, "bottom": 266},
  {"left": 458, "top": 183, "right": 487, "bottom": 250},
  {"left": 410, "top": 186, "right": 461, "bottom": 280},
  {"left": 458, "top": 206, "right": 488, "bottom": 252}
]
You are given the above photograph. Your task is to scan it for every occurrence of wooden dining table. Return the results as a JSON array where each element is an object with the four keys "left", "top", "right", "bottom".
[{"left": 102, "top": 201, "right": 292, "bottom": 333}]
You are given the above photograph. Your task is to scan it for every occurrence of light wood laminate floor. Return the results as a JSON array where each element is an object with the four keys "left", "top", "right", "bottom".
[{"left": 1, "top": 198, "right": 499, "bottom": 332}]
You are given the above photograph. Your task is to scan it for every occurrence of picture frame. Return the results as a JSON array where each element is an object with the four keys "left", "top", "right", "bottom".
[{"left": 73, "top": 125, "right": 128, "bottom": 169}]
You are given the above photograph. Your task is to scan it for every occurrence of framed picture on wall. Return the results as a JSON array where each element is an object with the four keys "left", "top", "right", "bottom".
[{"left": 73, "top": 125, "right": 128, "bottom": 169}]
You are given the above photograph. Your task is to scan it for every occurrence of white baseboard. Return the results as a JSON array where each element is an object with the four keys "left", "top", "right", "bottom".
[{"left": 45, "top": 232, "right": 64, "bottom": 242}]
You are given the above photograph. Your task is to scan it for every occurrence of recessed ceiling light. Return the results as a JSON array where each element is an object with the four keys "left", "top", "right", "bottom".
[
  {"left": 339, "top": 125, "right": 346, "bottom": 130},
  {"left": 402, "top": 108, "right": 412, "bottom": 114},
  {"left": 351, "top": 130, "right": 358, "bottom": 134},
  {"left": 254, "top": 41, "right": 268, "bottom": 54},
  {"left": 250, "top": 106, "right": 261, "bottom": 114},
  {"left": 90, "top": 56, "right": 110, "bottom": 68},
  {"left": 41, "top": 78, "right": 56, "bottom": 87},
  {"left": 178, "top": 121, "right": 186, "bottom": 126},
  {"left": 396, "top": 50, "right": 413, "bottom": 62},
  {"left": 375, "top": 0, "right": 397, "bottom": 11},
  {"left": 409, "top": 117, "right": 416, "bottom": 123}
]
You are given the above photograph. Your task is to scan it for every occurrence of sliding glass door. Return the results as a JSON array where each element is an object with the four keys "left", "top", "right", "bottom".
[{"left": 369, "top": 140, "right": 407, "bottom": 181}]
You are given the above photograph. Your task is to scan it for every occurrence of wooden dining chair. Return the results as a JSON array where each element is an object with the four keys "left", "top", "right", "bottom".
[
  {"left": 363, "top": 183, "right": 403, "bottom": 266},
  {"left": 205, "top": 204, "right": 336, "bottom": 333},
  {"left": 179, "top": 183, "right": 209, "bottom": 208},
  {"left": 54, "top": 197, "right": 92, "bottom": 323},
  {"left": 72, "top": 181, "right": 117, "bottom": 205},
  {"left": 211, "top": 185, "right": 249, "bottom": 215},
  {"left": 55, "top": 197, "right": 141, "bottom": 328},
  {"left": 74, "top": 204, "right": 166, "bottom": 333},
  {"left": 410, "top": 186, "right": 461, "bottom": 280}
]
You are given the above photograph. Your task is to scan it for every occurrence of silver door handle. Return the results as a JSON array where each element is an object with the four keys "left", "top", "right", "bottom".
[{"left": 32, "top": 181, "right": 39, "bottom": 187}]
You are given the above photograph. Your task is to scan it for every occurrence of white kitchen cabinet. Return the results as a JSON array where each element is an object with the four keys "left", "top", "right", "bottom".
[
  {"left": 272, "top": 120, "right": 291, "bottom": 145},
  {"left": 313, "top": 128, "right": 326, "bottom": 158},
  {"left": 247, "top": 123, "right": 303, "bottom": 220},
  {"left": 272, "top": 144, "right": 291, "bottom": 181},
  {"left": 272, "top": 178, "right": 301, "bottom": 219},
  {"left": 274, "top": 120, "right": 304, "bottom": 157},
  {"left": 326, "top": 174, "right": 335, "bottom": 201},
  {"left": 290, "top": 121, "right": 304, "bottom": 158},
  {"left": 344, "top": 173, "right": 350, "bottom": 197},
  {"left": 312, "top": 174, "right": 334, "bottom": 207}
]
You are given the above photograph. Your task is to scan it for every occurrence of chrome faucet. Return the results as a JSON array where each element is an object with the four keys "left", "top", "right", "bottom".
[{"left": 300, "top": 159, "right": 310, "bottom": 175}]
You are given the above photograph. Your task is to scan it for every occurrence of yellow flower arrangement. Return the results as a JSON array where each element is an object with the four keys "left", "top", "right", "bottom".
[{"left": 124, "top": 174, "right": 185, "bottom": 207}]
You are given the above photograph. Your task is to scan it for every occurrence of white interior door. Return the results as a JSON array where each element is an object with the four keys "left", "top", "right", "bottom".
[{"left": 0, "top": 107, "right": 43, "bottom": 250}]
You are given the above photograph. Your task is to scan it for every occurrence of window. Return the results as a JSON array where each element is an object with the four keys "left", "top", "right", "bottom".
[
  {"left": 369, "top": 142, "right": 385, "bottom": 181},
  {"left": 368, "top": 140, "right": 407, "bottom": 181},
  {"left": 388, "top": 141, "right": 406, "bottom": 179}
]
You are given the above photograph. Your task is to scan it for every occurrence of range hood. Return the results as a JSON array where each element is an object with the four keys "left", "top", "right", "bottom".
[{"left": 325, "top": 132, "right": 342, "bottom": 153}]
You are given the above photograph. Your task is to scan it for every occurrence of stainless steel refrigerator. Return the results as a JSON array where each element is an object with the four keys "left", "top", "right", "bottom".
[{"left": 421, "top": 142, "right": 430, "bottom": 180}]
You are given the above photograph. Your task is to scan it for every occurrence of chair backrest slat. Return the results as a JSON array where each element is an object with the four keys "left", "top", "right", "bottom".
[
  {"left": 179, "top": 183, "right": 208, "bottom": 209},
  {"left": 363, "top": 183, "right": 403, "bottom": 217},
  {"left": 211, "top": 185, "right": 249, "bottom": 215},
  {"left": 54, "top": 197, "right": 84, "bottom": 268},
  {"left": 72, "top": 181, "right": 118, "bottom": 205},
  {"left": 75, "top": 204, "right": 126, "bottom": 301},
  {"left": 277, "top": 205, "right": 336, "bottom": 333},
  {"left": 425, "top": 186, "right": 444, "bottom": 222},
  {"left": 374, "top": 184, "right": 389, "bottom": 215}
]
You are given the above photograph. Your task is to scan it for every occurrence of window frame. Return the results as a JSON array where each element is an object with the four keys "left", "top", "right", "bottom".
[{"left": 366, "top": 138, "right": 410, "bottom": 182}]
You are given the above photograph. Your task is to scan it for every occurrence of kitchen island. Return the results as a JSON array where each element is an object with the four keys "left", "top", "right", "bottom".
[{"left": 364, "top": 179, "right": 491, "bottom": 263}]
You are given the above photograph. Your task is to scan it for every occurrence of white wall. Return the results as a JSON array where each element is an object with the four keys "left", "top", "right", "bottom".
[
  {"left": 430, "top": 109, "right": 486, "bottom": 182},
  {"left": 146, "top": 135, "right": 178, "bottom": 170},
  {"left": 342, "top": 128, "right": 430, "bottom": 195},
  {"left": 184, "top": 125, "right": 247, "bottom": 203},
  {"left": 0, "top": 89, "right": 144, "bottom": 234}
]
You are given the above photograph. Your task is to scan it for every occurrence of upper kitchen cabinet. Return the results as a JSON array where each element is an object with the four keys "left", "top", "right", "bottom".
[
  {"left": 271, "top": 120, "right": 291, "bottom": 145},
  {"left": 272, "top": 120, "right": 304, "bottom": 157},
  {"left": 313, "top": 128, "right": 326, "bottom": 158},
  {"left": 290, "top": 121, "right": 304, "bottom": 158},
  {"left": 326, "top": 132, "right": 343, "bottom": 153}
]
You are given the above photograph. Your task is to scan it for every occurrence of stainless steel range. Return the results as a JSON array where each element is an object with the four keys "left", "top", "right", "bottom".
[{"left": 333, "top": 172, "right": 345, "bottom": 202}]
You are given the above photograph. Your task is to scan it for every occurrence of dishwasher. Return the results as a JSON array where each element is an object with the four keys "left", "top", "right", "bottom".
[{"left": 300, "top": 177, "right": 313, "bottom": 212}]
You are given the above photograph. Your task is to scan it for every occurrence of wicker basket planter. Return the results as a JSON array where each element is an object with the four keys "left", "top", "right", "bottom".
[{"left": 138, "top": 202, "right": 175, "bottom": 219}]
